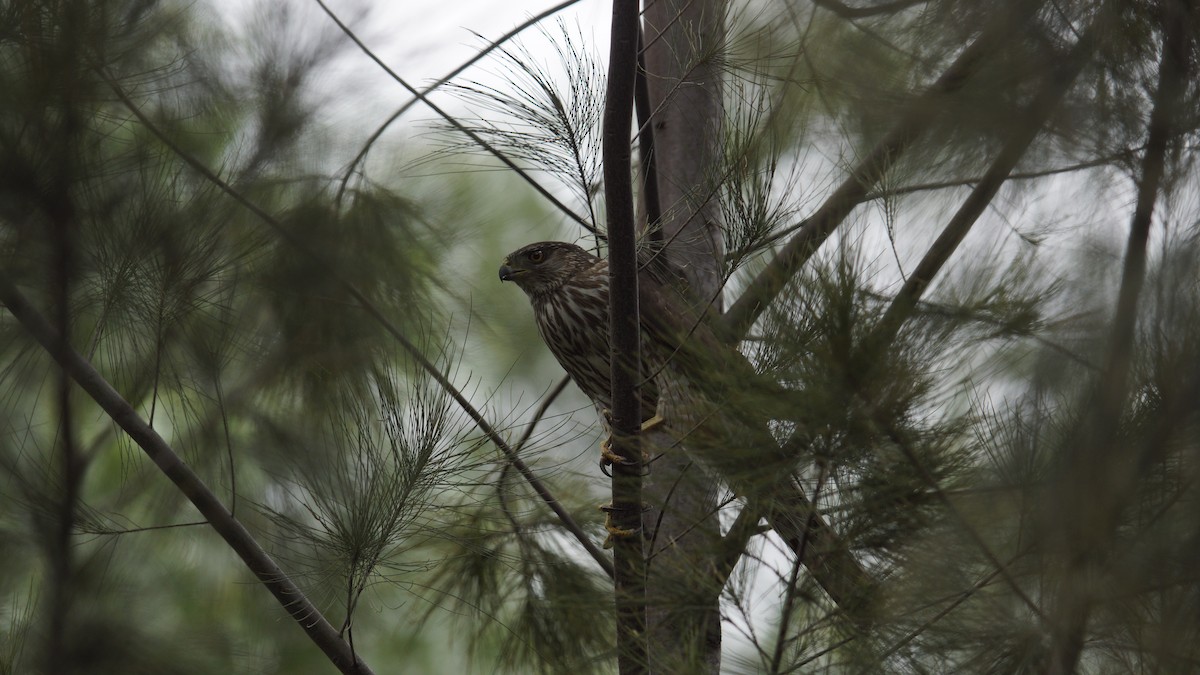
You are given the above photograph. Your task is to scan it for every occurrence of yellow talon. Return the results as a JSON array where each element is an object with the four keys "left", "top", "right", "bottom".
[
  {"left": 599, "top": 416, "right": 666, "bottom": 470},
  {"left": 600, "top": 437, "right": 628, "bottom": 465},
  {"left": 599, "top": 502, "right": 641, "bottom": 549}
]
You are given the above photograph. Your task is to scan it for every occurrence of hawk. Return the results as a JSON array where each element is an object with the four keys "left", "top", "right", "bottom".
[
  {"left": 498, "top": 241, "right": 780, "bottom": 538},
  {"left": 499, "top": 240, "right": 872, "bottom": 606},
  {"left": 499, "top": 242, "right": 663, "bottom": 467}
]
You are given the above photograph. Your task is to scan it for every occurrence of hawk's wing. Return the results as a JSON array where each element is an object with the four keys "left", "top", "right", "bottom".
[{"left": 634, "top": 272, "right": 795, "bottom": 482}]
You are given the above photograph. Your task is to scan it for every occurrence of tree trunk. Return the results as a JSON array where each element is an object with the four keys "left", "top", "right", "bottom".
[{"left": 641, "top": 0, "right": 728, "bottom": 671}]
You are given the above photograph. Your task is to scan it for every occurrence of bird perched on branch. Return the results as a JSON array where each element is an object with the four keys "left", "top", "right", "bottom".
[
  {"left": 499, "top": 240, "right": 874, "bottom": 608},
  {"left": 499, "top": 242, "right": 787, "bottom": 494},
  {"left": 498, "top": 242, "right": 666, "bottom": 470}
]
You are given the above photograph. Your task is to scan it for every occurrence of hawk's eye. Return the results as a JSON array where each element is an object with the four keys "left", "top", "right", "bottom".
[{"left": 528, "top": 250, "right": 546, "bottom": 264}]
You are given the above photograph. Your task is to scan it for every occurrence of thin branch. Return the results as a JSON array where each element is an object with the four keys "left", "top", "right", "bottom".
[
  {"left": 498, "top": 375, "right": 571, "bottom": 533},
  {"left": 605, "top": 1, "right": 649, "bottom": 672},
  {"left": 0, "top": 271, "right": 376, "bottom": 675},
  {"left": 313, "top": 0, "right": 595, "bottom": 233},
  {"left": 736, "top": 148, "right": 1143, "bottom": 260},
  {"left": 760, "top": 480, "right": 877, "bottom": 621},
  {"left": 861, "top": 148, "right": 1143, "bottom": 201},
  {"left": 76, "top": 520, "right": 209, "bottom": 535},
  {"left": 769, "top": 468, "right": 829, "bottom": 674},
  {"left": 99, "top": 69, "right": 615, "bottom": 580},
  {"left": 811, "top": 0, "right": 930, "bottom": 19},
  {"left": 647, "top": 490, "right": 741, "bottom": 565},
  {"left": 874, "top": 22, "right": 1097, "bottom": 343},
  {"left": 336, "top": 0, "right": 584, "bottom": 204},
  {"left": 512, "top": 376, "right": 572, "bottom": 452},
  {"left": 634, "top": 22, "right": 662, "bottom": 238},
  {"left": 719, "top": 0, "right": 1046, "bottom": 341}
]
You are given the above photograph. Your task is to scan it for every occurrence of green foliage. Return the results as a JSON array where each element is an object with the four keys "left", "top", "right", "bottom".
[{"left": 3, "top": 0, "right": 1200, "bottom": 673}]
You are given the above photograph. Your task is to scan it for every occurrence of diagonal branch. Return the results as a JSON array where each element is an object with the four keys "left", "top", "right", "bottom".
[
  {"left": 313, "top": 0, "right": 594, "bottom": 233},
  {"left": 874, "top": 19, "right": 1099, "bottom": 343},
  {"left": 760, "top": 482, "right": 877, "bottom": 620},
  {"left": 0, "top": 271, "right": 376, "bottom": 675},
  {"left": 336, "top": 0, "right": 584, "bottom": 205},
  {"left": 100, "top": 69, "right": 615, "bottom": 580},
  {"left": 719, "top": 0, "right": 1045, "bottom": 341}
]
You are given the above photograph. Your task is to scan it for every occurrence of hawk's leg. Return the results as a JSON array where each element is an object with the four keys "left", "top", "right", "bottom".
[
  {"left": 599, "top": 502, "right": 646, "bottom": 549},
  {"left": 599, "top": 413, "right": 664, "bottom": 473}
]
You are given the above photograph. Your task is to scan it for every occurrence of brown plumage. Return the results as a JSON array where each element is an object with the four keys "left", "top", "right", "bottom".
[
  {"left": 499, "top": 240, "right": 778, "bottom": 478},
  {"left": 499, "top": 241, "right": 660, "bottom": 424},
  {"left": 500, "top": 241, "right": 873, "bottom": 604}
]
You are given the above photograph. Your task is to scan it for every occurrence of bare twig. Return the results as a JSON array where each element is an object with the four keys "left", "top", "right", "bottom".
[
  {"left": 99, "top": 70, "right": 615, "bottom": 579},
  {"left": 313, "top": 0, "right": 594, "bottom": 233},
  {"left": 512, "top": 375, "right": 572, "bottom": 452},
  {"left": 336, "top": 0, "right": 584, "bottom": 204},
  {"left": 811, "top": 0, "right": 929, "bottom": 19}
]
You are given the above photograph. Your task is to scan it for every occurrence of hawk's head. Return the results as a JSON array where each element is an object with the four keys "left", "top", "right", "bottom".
[{"left": 499, "top": 242, "right": 600, "bottom": 298}]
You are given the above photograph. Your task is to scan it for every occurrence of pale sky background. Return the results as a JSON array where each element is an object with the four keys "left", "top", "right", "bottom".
[
  {"left": 332, "top": 2, "right": 790, "bottom": 670},
  {"left": 200, "top": 2, "right": 1135, "bottom": 671},
  {"left": 313, "top": 0, "right": 612, "bottom": 153},
  {"left": 202, "top": 0, "right": 794, "bottom": 671}
]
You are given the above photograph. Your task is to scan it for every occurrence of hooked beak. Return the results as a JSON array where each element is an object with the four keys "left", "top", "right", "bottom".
[{"left": 498, "top": 262, "right": 522, "bottom": 282}]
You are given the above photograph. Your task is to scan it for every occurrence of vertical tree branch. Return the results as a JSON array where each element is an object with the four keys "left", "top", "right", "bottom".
[
  {"left": 40, "top": 3, "right": 86, "bottom": 669},
  {"left": 1044, "top": 2, "right": 1193, "bottom": 672},
  {"left": 640, "top": 0, "right": 729, "bottom": 669},
  {"left": 635, "top": 23, "right": 662, "bottom": 236},
  {"left": 605, "top": 1, "right": 649, "bottom": 673}
]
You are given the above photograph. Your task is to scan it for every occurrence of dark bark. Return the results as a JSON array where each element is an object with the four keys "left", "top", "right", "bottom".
[
  {"left": 605, "top": 1, "right": 649, "bottom": 673},
  {"left": 37, "top": 4, "right": 86, "bottom": 670}
]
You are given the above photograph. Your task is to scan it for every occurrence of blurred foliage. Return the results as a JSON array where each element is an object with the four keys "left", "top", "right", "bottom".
[{"left": 1, "top": 0, "right": 1200, "bottom": 673}]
